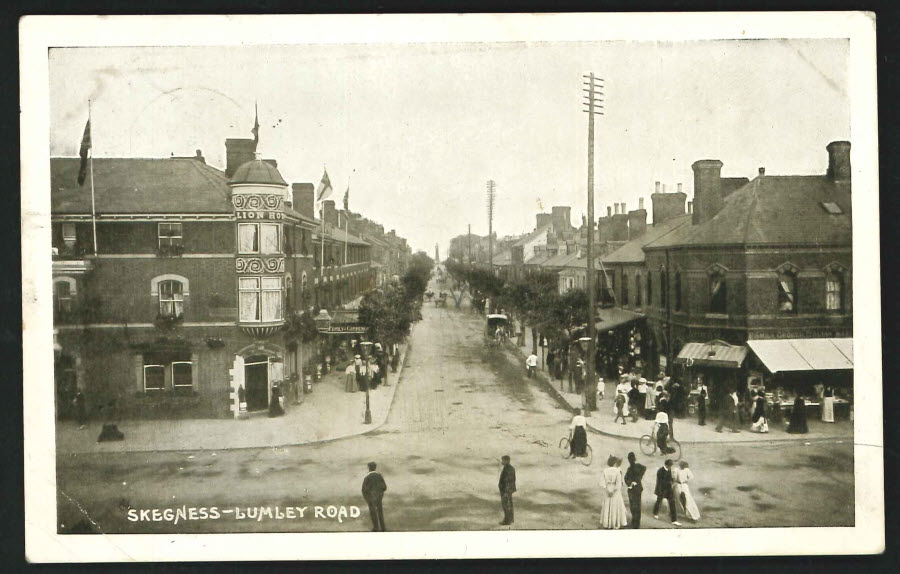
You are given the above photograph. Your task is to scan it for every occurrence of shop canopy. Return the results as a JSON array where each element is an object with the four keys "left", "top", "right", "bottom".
[
  {"left": 595, "top": 308, "right": 645, "bottom": 333},
  {"left": 675, "top": 341, "right": 748, "bottom": 369},
  {"left": 746, "top": 338, "right": 853, "bottom": 374}
]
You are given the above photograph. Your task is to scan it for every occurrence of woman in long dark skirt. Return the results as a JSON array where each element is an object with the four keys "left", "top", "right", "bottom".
[
  {"left": 268, "top": 384, "right": 285, "bottom": 417},
  {"left": 786, "top": 396, "right": 808, "bottom": 434},
  {"left": 569, "top": 409, "right": 588, "bottom": 457}
]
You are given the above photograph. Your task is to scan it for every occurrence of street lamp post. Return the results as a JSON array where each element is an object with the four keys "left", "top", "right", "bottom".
[{"left": 360, "top": 341, "right": 374, "bottom": 424}]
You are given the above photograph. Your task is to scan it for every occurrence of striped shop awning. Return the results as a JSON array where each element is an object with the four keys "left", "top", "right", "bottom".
[{"left": 675, "top": 341, "right": 749, "bottom": 369}]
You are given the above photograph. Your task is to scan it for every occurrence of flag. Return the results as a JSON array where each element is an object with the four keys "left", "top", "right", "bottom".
[
  {"left": 316, "top": 169, "right": 333, "bottom": 202},
  {"left": 77, "top": 118, "right": 91, "bottom": 186},
  {"left": 251, "top": 102, "right": 259, "bottom": 147},
  {"left": 343, "top": 183, "right": 349, "bottom": 211}
]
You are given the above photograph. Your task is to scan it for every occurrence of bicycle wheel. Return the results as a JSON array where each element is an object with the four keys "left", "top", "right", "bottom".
[
  {"left": 579, "top": 444, "right": 593, "bottom": 466},
  {"left": 558, "top": 437, "right": 572, "bottom": 459},
  {"left": 669, "top": 439, "right": 682, "bottom": 462},
  {"left": 639, "top": 435, "right": 656, "bottom": 456}
]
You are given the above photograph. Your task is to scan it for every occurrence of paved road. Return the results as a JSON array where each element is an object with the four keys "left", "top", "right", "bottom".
[{"left": 56, "top": 301, "right": 854, "bottom": 534}]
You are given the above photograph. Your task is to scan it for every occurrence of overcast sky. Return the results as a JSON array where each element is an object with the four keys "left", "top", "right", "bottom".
[{"left": 49, "top": 40, "right": 849, "bottom": 255}]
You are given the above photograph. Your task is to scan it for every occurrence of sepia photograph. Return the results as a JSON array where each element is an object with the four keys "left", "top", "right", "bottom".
[{"left": 21, "top": 13, "right": 882, "bottom": 561}]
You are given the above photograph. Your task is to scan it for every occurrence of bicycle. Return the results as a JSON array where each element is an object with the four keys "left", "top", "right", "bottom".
[
  {"left": 558, "top": 436, "right": 593, "bottom": 466},
  {"left": 639, "top": 425, "right": 682, "bottom": 461}
]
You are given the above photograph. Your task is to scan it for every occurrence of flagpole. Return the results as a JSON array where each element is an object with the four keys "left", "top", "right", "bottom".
[
  {"left": 88, "top": 100, "right": 98, "bottom": 256},
  {"left": 343, "top": 180, "right": 349, "bottom": 267}
]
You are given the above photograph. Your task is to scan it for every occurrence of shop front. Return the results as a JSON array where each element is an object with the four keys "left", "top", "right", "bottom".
[
  {"left": 674, "top": 340, "right": 749, "bottom": 416},
  {"left": 746, "top": 338, "right": 854, "bottom": 421}
]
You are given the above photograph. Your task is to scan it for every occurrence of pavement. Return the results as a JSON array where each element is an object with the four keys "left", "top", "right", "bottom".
[
  {"left": 513, "top": 326, "right": 854, "bottom": 444},
  {"left": 55, "top": 343, "right": 408, "bottom": 454}
]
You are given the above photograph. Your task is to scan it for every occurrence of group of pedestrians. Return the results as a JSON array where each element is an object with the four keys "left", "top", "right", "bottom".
[
  {"left": 596, "top": 452, "right": 701, "bottom": 529},
  {"left": 344, "top": 344, "right": 391, "bottom": 393}
]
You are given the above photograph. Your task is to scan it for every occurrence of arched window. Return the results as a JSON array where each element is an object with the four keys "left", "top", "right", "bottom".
[
  {"left": 53, "top": 277, "right": 77, "bottom": 313},
  {"left": 660, "top": 269, "right": 667, "bottom": 308},
  {"left": 777, "top": 266, "right": 798, "bottom": 314},
  {"left": 709, "top": 270, "right": 727, "bottom": 314},
  {"left": 635, "top": 273, "right": 643, "bottom": 308},
  {"left": 826, "top": 269, "right": 843, "bottom": 311},
  {"left": 158, "top": 280, "right": 185, "bottom": 318},
  {"left": 646, "top": 272, "right": 653, "bottom": 307},
  {"left": 674, "top": 272, "right": 682, "bottom": 311}
]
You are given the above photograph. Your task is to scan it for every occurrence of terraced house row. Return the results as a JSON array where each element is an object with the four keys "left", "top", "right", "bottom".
[{"left": 51, "top": 137, "right": 410, "bottom": 420}]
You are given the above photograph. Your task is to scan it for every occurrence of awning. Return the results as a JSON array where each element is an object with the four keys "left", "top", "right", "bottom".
[
  {"left": 595, "top": 308, "right": 645, "bottom": 333},
  {"left": 747, "top": 338, "right": 853, "bottom": 374},
  {"left": 675, "top": 341, "right": 748, "bottom": 369}
]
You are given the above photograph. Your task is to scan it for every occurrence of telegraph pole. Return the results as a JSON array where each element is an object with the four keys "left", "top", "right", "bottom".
[
  {"left": 583, "top": 72, "right": 604, "bottom": 416},
  {"left": 486, "top": 180, "right": 496, "bottom": 269},
  {"left": 468, "top": 224, "right": 472, "bottom": 265}
]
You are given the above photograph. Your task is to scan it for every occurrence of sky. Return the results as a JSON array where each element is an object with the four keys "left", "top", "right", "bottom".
[{"left": 49, "top": 40, "right": 849, "bottom": 256}]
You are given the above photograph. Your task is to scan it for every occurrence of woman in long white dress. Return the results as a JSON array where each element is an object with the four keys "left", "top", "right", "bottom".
[
  {"left": 673, "top": 461, "right": 701, "bottom": 522},
  {"left": 821, "top": 386, "right": 835, "bottom": 423},
  {"left": 599, "top": 456, "right": 628, "bottom": 529}
]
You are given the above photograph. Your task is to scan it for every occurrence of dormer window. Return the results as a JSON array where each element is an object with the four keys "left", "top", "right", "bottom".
[{"left": 62, "top": 223, "right": 77, "bottom": 248}]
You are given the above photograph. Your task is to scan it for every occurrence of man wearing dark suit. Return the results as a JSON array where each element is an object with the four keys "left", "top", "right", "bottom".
[
  {"left": 624, "top": 452, "right": 646, "bottom": 529},
  {"left": 361, "top": 462, "right": 387, "bottom": 531},
  {"left": 653, "top": 459, "right": 681, "bottom": 526},
  {"left": 498, "top": 455, "right": 516, "bottom": 525},
  {"left": 716, "top": 389, "right": 741, "bottom": 433}
]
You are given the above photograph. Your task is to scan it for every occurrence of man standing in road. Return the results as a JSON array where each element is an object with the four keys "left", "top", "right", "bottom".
[
  {"left": 624, "top": 452, "right": 646, "bottom": 528},
  {"left": 653, "top": 458, "right": 681, "bottom": 526},
  {"left": 361, "top": 462, "right": 387, "bottom": 531},
  {"left": 498, "top": 455, "right": 517, "bottom": 525}
]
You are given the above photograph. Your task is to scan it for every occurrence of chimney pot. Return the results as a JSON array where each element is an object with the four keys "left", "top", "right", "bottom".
[
  {"left": 758, "top": 167, "right": 765, "bottom": 176},
  {"left": 688, "top": 201, "right": 693, "bottom": 214},
  {"left": 607, "top": 206, "right": 612, "bottom": 217},
  {"left": 677, "top": 183, "right": 682, "bottom": 193},
  {"left": 662, "top": 184, "right": 666, "bottom": 193},
  {"left": 621, "top": 202, "right": 626, "bottom": 213},
  {"left": 655, "top": 181, "right": 661, "bottom": 193},
  {"left": 639, "top": 197, "right": 644, "bottom": 210}
]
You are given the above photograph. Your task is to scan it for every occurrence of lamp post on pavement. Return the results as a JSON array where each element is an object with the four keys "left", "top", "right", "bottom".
[
  {"left": 360, "top": 341, "right": 374, "bottom": 424},
  {"left": 578, "top": 336, "right": 593, "bottom": 417}
]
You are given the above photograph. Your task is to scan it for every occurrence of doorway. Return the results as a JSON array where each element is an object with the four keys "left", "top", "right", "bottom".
[{"left": 245, "top": 355, "right": 269, "bottom": 411}]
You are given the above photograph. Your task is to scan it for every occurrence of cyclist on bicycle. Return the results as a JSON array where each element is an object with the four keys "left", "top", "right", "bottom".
[
  {"left": 653, "top": 409, "right": 674, "bottom": 455},
  {"left": 568, "top": 408, "right": 588, "bottom": 457}
]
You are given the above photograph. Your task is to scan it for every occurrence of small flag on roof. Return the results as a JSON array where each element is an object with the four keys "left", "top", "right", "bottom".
[{"left": 316, "top": 168, "right": 333, "bottom": 202}]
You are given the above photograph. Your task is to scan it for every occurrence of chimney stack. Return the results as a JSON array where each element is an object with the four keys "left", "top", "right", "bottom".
[
  {"left": 826, "top": 141, "right": 851, "bottom": 182},
  {"left": 655, "top": 181, "right": 661, "bottom": 193},
  {"left": 291, "top": 183, "right": 315, "bottom": 219},
  {"left": 628, "top": 201, "right": 648, "bottom": 239},
  {"left": 691, "top": 159, "right": 725, "bottom": 225},
  {"left": 758, "top": 167, "right": 765, "bottom": 176},
  {"left": 194, "top": 149, "right": 205, "bottom": 163},
  {"left": 536, "top": 213, "right": 552, "bottom": 230},
  {"left": 687, "top": 201, "right": 693, "bottom": 214},
  {"left": 225, "top": 138, "right": 256, "bottom": 179},
  {"left": 651, "top": 183, "right": 687, "bottom": 225}
]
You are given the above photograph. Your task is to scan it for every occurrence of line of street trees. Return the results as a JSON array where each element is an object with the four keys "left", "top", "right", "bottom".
[
  {"left": 358, "top": 251, "right": 434, "bottom": 348},
  {"left": 444, "top": 260, "right": 597, "bottom": 410}
]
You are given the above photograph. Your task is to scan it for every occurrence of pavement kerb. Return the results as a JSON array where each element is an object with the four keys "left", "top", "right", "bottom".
[
  {"left": 508, "top": 339, "right": 850, "bottom": 446},
  {"left": 62, "top": 342, "right": 413, "bottom": 456}
]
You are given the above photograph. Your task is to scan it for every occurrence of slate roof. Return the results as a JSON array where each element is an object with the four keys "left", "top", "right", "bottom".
[
  {"left": 646, "top": 175, "right": 851, "bottom": 250},
  {"left": 540, "top": 251, "right": 581, "bottom": 268},
  {"left": 601, "top": 214, "right": 692, "bottom": 264},
  {"left": 513, "top": 224, "right": 551, "bottom": 247},
  {"left": 51, "top": 157, "right": 232, "bottom": 214}
]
